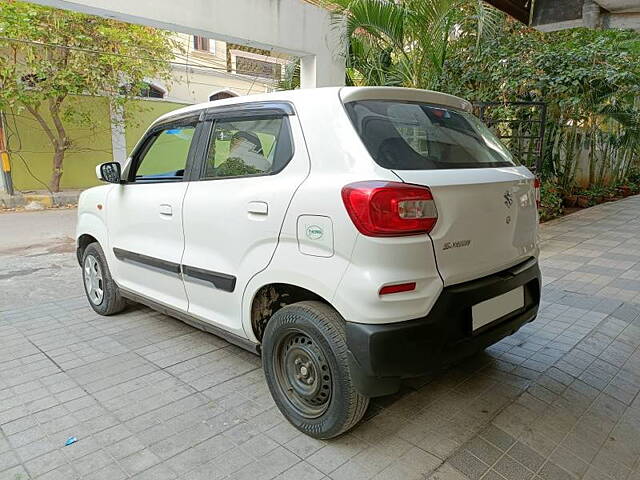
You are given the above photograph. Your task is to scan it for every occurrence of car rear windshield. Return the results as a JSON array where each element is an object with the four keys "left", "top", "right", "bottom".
[{"left": 344, "top": 100, "right": 517, "bottom": 170}]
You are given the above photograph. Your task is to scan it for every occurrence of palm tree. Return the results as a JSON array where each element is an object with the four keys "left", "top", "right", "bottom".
[{"left": 326, "top": 0, "right": 503, "bottom": 89}]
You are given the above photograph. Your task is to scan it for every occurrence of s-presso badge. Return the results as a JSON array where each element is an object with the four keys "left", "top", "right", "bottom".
[{"left": 443, "top": 240, "right": 471, "bottom": 251}]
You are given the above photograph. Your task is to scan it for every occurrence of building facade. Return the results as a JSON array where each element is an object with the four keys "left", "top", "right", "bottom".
[{"left": 149, "top": 33, "right": 289, "bottom": 104}]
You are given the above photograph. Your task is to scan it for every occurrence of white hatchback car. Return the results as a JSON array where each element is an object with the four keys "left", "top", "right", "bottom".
[{"left": 77, "top": 87, "right": 541, "bottom": 439}]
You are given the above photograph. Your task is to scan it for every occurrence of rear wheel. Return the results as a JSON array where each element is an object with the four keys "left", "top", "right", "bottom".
[
  {"left": 262, "top": 301, "right": 369, "bottom": 439},
  {"left": 82, "top": 242, "right": 126, "bottom": 316}
]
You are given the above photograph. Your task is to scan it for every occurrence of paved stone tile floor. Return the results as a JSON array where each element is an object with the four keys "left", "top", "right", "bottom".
[{"left": 2, "top": 197, "right": 640, "bottom": 480}]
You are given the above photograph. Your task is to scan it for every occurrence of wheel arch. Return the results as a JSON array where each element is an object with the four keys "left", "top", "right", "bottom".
[
  {"left": 249, "top": 282, "right": 335, "bottom": 343},
  {"left": 76, "top": 210, "right": 108, "bottom": 265},
  {"left": 77, "top": 233, "right": 98, "bottom": 264}
]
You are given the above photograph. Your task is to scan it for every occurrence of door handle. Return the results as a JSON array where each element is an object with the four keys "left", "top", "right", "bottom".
[
  {"left": 159, "top": 204, "right": 173, "bottom": 216},
  {"left": 247, "top": 201, "right": 268, "bottom": 215}
]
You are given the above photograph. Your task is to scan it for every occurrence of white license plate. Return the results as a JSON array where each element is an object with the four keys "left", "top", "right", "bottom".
[{"left": 472, "top": 287, "right": 524, "bottom": 332}]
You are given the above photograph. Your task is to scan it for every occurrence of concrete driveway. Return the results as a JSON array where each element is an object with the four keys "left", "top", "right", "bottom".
[{"left": 1, "top": 199, "right": 640, "bottom": 480}]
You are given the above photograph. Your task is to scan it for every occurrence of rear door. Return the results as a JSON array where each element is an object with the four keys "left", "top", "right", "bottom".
[
  {"left": 344, "top": 100, "right": 538, "bottom": 286},
  {"left": 180, "top": 104, "right": 309, "bottom": 336}
]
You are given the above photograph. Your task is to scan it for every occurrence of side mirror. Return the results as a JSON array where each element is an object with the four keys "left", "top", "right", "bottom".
[{"left": 96, "top": 162, "right": 121, "bottom": 183}]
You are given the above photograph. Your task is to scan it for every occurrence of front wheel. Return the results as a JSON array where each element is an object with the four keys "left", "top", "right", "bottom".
[
  {"left": 82, "top": 242, "right": 126, "bottom": 316},
  {"left": 262, "top": 301, "right": 369, "bottom": 439}
]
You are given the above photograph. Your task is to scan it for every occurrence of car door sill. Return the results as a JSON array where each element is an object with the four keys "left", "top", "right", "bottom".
[{"left": 119, "top": 287, "right": 260, "bottom": 354}]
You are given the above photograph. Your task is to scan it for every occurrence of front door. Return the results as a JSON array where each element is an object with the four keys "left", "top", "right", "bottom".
[
  {"left": 106, "top": 117, "right": 201, "bottom": 311},
  {"left": 180, "top": 107, "right": 309, "bottom": 336}
]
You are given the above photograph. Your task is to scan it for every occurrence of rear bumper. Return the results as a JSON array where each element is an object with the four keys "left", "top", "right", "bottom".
[{"left": 345, "top": 257, "right": 541, "bottom": 397}]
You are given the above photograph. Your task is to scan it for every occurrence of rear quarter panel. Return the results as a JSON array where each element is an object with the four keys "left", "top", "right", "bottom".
[{"left": 243, "top": 90, "right": 442, "bottom": 334}]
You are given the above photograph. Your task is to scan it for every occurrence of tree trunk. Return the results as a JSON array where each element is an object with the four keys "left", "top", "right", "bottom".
[
  {"left": 48, "top": 98, "right": 68, "bottom": 193},
  {"left": 587, "top": 124, "right": 598, "bottom": 188},
  {"left": 50, "top": 147, "right": 65, "bottom": 192},
  {"left": 25, "top": 101, "right": 68, "bottom": 193}
]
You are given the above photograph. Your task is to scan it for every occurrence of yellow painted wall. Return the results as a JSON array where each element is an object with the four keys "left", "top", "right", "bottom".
[{"left": 6, "top": 96, "right": 187, "bottom": 191}]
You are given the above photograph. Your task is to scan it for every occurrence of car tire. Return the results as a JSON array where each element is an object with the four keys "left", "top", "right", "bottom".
[
  {"left": 262, "top": 301, "right": 369, "bottom": 439},
  {"left": 81, "top": 242, "right": 126, "bottom": 316}
]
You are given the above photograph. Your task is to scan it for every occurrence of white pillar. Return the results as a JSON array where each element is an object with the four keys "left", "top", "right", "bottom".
[
  {"left": 27, "top": 0, "right": 346, "bottom": 88},
  {"left": 109, "top": 102, "right": 127, "bottom": 164}
]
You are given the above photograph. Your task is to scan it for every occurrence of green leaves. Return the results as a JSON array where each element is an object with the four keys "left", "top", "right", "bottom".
[
  {"left": 0, "top": 0, "right": 174, "bottom": 113},
  {"left": 443, "top": 21, "right": 640, "bottom": 191},
  {"left": 330, "top": 0, "right": 468, "bottom": 89},
  {"left": 0, "top": 0, "right": 175, "bottom": 190}
]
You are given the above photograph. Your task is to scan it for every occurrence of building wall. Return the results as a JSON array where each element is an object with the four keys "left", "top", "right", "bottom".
[
  {"left": 26, "top": 0, "right": 346, "bottom": 88},
  {"left": 166, "top": 66, "right": 273, "bottom": 104},
  {"left": 7, "top": 96, "right": 186, "bottom": 191},
  {"left": 160, "top": 33, "right": 284, "bottom": 104},
  {"left": 5, "top": 33, "right": 289, "bottom": 192}
]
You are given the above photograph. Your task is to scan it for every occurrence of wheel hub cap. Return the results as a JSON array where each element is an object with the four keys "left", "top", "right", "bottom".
[{"left": 83, "top": 255, "right": 104, "bottom": 305}]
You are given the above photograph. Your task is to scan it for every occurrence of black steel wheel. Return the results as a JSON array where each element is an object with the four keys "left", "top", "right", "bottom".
[
  {"left": 273, "top": 330, "right": 333, "bottom": 418},
  {"left": 262, "top": 301, "right": 369, "bottom": 439}
]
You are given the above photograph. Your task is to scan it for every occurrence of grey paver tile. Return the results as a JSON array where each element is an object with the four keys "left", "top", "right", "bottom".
[
  {"left": 275, "top": 461, "right": 325, "bottom": 480},
  {"left": 22, "top": 449, "right": 67, "bottom": 477},
  {"left": 283, "top": 433, "right": 325, "bottom": 459},
  {"left": 83, "top": 462, "right": 127, "bottom": 480},
  {"left": 130, "top": 463, "right": 177, "bottom": 480},
  {"left": 165, "top": 435, "right": 231, "bottom": 475},
  {"left": 118, "top": 449, "right": 161, "bottom": 476},
  {"left": 463, "top": 437, "right": 502, "bottom": 466},
  {"left": 229, "top": 446, "right": 299, "bottom": 480},
  {"left": 429, "top": 463, "right": 472, "bottom": 480},
  {"left": 537, "top": 461, "right": 574, "bottom": 480},
  {"left": 183, "top": 446, "right": 253, "bottom": 480},
  {"left": 0, "top": 465, "right": 31, "bottom": 480},
  {"left": 493, "top": 456, "right": 534, "bottom": 480},
  {"left": 0, "top": 451, "right": 19, "bottom": 472},
  {"left": 4, "top": 200, "right": 640, "bottom": 480},
  {"left": 448, "top": 449, "right": 490, "bottom": 480},
  {"left": 483, "top": 471, "right": 509, "bottom": 480},
  {"left": 33, "top": 463, "right": 77, "bottom": 480},
  {"left": 507, "top": 442, "right": 546, "bottom": 473},
  {"left": 71, "top": 449, "right": 113, "bottom": 476},
  {"left": 306, "top": 434, "right": 368, "bottom": 474}
]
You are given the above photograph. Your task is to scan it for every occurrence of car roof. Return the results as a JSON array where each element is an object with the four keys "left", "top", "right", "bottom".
[{"left": 154, "top": 87, "right": 472, "bottom": 125}]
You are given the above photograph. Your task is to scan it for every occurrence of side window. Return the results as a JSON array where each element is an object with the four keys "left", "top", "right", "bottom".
[
  {"left": 203, "top": 115, "right": 292, "bottom": 179},
  {"left": 132, "top": 125, "right": 196, "bottom": 182}
]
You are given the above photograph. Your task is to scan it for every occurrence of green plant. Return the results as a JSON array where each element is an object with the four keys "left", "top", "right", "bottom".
[
  {"left": 539, "top": 181, "right": 564, "bottom": 222},
  {"left": 627, "top": 166, "right": 640, "bottom": 185},
  {"left": 327, "top": 0, "right": 502, "bottom": 89},
  {"left": 443, "top": 20, "right": 640, "bottom": 196},
  {"left": 0, "top": 0, "right": 177, "bottom": 191}
]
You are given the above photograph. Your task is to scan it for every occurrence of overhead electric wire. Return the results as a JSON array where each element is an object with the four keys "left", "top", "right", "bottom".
[
  {"left": 0, "top": 35, "right": 296, "bottom": 79},
  {"left": 1, "top": 35, "right": 292, "bottom": 191},
  {"left": 5, "top": 108, "right": 52, "bottom": 193}
]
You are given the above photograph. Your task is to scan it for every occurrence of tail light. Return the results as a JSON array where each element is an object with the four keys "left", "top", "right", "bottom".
[
  {"left": 341, "top": 181, "right": 437, "bottom": 237},
  {"left": 534, "top": 178, "right": 541, "bottom": 208}
]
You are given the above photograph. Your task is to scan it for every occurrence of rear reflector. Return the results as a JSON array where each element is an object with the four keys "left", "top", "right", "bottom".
[
  {"left": 342, "top": 181, "right": 437, "bottom": 237},
  {"left": 379, "top": 282, "right": 416, "bottom": 295}
]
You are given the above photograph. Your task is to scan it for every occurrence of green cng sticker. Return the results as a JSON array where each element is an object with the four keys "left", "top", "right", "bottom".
[{"left": 306, "top": 225, "right": 324, "bottom": 240}]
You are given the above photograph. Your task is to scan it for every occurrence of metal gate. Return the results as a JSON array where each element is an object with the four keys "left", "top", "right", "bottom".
[{"left": 474, "top": 101, "right": 547, "bottom": 175}]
